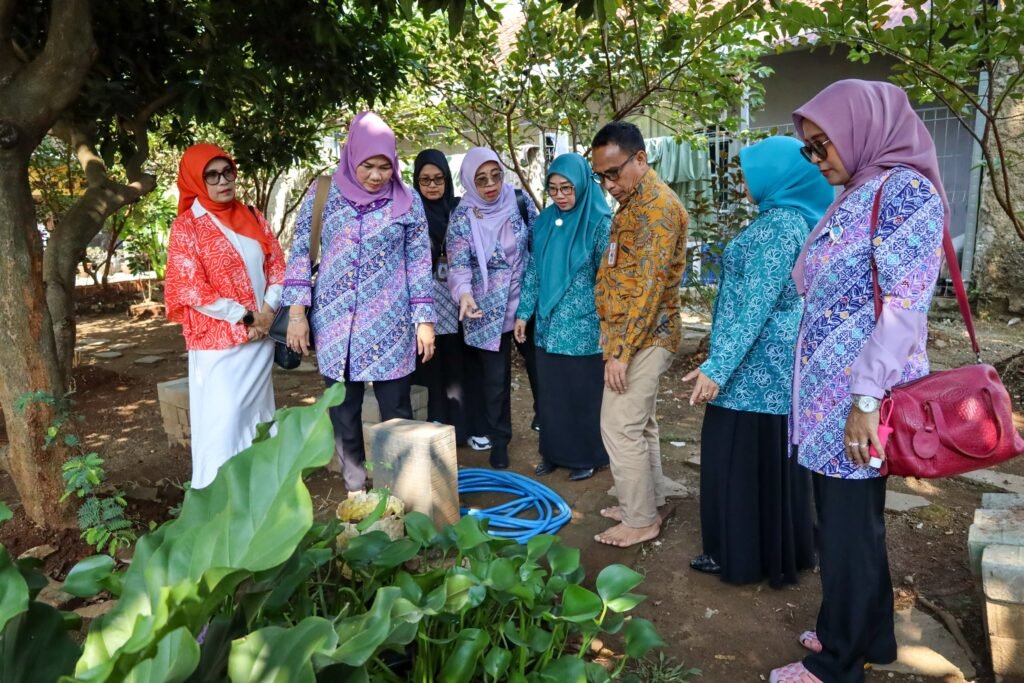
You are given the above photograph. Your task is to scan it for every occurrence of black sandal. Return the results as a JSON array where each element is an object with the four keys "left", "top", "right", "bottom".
[{"left": 689, "top": 554, "right": 722, "bottom": 575}]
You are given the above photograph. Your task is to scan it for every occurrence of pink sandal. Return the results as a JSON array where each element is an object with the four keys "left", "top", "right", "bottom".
[
  {"left": 769, "top": 661, "right": 823, "bottom": 683},
  {"left": 798, "top": 630, "right": 823, "bottom": 653}
]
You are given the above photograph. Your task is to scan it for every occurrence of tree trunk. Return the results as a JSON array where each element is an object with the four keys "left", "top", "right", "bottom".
[{"left": 0, "top": 155, "right": 75, "bottom": 528}]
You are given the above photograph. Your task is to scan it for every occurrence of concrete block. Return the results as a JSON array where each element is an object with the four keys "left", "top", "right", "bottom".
[
  {"left": 969, "top": 508, "right": 1024, "bottom": 575},
  {"left": 367, "top": 419, "right": 459, "bottom": 531},
  {"left": 984, "top": 493, "right": 1024, "bottom": 510},
  {"left": 989, "top": 634, "right": 1024, "bottom": 682},
  {"left": 960, "top": 469, "right": 1024, "bottom": 495},
  {"left": 983, "top": 544, "right": 1024, "bottom": 604}
]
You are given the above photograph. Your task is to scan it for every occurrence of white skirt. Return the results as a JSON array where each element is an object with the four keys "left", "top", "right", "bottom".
[{"left": 188, "top": 338, "right": 275, "bottom": 488}]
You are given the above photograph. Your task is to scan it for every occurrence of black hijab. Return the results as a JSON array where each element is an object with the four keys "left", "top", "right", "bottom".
[{"left": 413, "top": 149, "right": 459, "bottom": 262}]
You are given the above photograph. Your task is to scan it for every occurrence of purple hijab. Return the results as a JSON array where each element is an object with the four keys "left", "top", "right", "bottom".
[
  {"left": 790, "top": 80, "right": 949, "bottom": 293},
  {"left": 458, "top": 147, "right": 518, "bottom": 290},
  {"left": 332, "top": 111, "right": 413, "bottom": 217}
]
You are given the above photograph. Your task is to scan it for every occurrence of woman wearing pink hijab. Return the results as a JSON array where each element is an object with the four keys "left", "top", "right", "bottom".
[
  {"left": 446, "top": 147, "right": 538, "bottom": 469},
  {"left": 282, "top": 112, "right": 436, "bottom": 493},
  {"left": 769, "top": 81, "right": 947, "bottom": 683}
]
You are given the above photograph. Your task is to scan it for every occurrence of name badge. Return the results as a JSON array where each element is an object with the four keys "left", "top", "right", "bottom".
[{"left": 607, "top": 241, "right": 617, "bottom": 267}]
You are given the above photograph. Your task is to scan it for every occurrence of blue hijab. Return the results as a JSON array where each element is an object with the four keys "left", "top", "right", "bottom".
[
  {"left": 739, "top": 136, "right": 834, "bottom": 230},
  {"left": 534, "top": 153, "right": 611, "bottom": 318}
]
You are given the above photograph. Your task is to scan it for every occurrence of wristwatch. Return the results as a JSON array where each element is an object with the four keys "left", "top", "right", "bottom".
[
  {"left": 852, "top": 394, "right": 880, "bottom": 413},
  {"left": 242, "top": 310, "right": 255, "bottom": 327}
]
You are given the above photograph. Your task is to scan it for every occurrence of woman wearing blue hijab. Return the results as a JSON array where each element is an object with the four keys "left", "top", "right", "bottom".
[
  {"left": 683, "top": 136, "right": 833, "bottom": 586},
  {"left": 514, "top": 153, "right": 612, "bottom": 481}
]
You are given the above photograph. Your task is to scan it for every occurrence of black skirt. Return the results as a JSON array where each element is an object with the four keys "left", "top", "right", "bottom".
[
  {"left": 535, "top": 348, "right": 608, "bottom": 470},
  {"left": 699, "top": 403, "right": 815, "bottom": 588}
]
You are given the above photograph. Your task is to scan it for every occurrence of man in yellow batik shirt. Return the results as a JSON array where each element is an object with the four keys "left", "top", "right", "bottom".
[{"left": 590, "top": 121, "right": 689, "bottom": 548}]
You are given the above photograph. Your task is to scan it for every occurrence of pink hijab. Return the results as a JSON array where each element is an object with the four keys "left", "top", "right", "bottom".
[
  {"left": 790, "top": 80, "right": 950, "bottom": 293},
  {"left": 332, "top": 111, "right": 413, "bottom": 217},
  {"left": 458, "top": 147, "right": 519, "bottom": 291}
]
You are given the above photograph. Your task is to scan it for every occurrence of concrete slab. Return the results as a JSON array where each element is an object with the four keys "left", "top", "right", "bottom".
[
  {"left": 959, "top": 469, "right": 1024, "bottom": 495},
  {"left": 983, "top": 493, "right": 1024, "bottom": 510},
  {"left": 968, "top": 508, "right": 1024, "bottom": 574},
  {"left": 885, "top": 491, "right": 931, "bottom": 512},
  {"left": 134, "top": 355, "right": 166, "bottom": 365},
  {"left": 93, "top": 351, "right": 123, "bottom": 359},
  {"left": 873, "top": 606, "right": 977, "bottom": 680}
]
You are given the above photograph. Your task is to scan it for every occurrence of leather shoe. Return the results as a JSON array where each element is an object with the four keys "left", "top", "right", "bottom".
[
  {"left": 535, "top": 461, "right": 557, "bottom": 476},
  {"left": 689, "top": 554, "right": 721, "bottom": 574},
  {"left": 490, "top": 447, "right": 509, "bottom": 470},
  {"left": 567, "top": 467, "right": 597, "bottom": 481}
]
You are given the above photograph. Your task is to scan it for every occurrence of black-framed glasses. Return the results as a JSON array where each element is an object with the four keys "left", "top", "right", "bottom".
[
  {"left": 547, "top": 183, "right": 575, "bottom": 197},
  {"left": 418, "top": 175, "right": 445, "bottom": 187},
  {"left": 592, "top": 151, "right": 637, "bottom": 183},
  {"left": 203, "top": 166, "right": 237, "bottom": 185},
  {"left": 800, "top": 138, "right": 832, "bottom": 163}
]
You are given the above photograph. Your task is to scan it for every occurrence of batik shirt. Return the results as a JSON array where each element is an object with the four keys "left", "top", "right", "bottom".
[
  {"left": 795, "top": 168, "right": 944, "bottom": 479},
  {"left": 700, "top": 208, "right": 807, "bottom": 415},
  {"left": 281, "top": 183, "right": 434, "bottom": 382},
  {"left": 516, "top": 215, "right": 611, "bottom": 356},
  {"left": 594, "top": 168, "right": 689, "bottom": 364}
]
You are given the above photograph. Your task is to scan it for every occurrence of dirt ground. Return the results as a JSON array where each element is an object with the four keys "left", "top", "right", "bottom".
[{"left": 2, "top": 303, "right": 1023, "bottom": 682}]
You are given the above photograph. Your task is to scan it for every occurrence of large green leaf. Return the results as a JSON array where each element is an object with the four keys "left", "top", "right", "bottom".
[
  {"left": 63, "top": 556, "right": 116, "bottom": 599},
  {"left": 0, "top": 547, "right": 28, "bottom": 633},
  {"left": 559, "top": 585, "right": 603, "bottom": 623},
  {"left": 0, "top": 602, "right": 80, "bottom": 683},
  {"left": 438, "top": 628, "right": 489, "bottom": 683},
  {"left": 623, "top": 618, "right": 666, "bottom": 658},
  {"left": 595, "top": 565, "right": 644, "bottom": 603},
  {"left": 75, "top": 384, "right": 344, "bottom": 681},
  {"left": 228, "top": 617, "right": 337, "bottom": 683}
]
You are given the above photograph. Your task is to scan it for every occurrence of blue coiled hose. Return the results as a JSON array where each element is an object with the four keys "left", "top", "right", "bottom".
[{"left": 458, "top": 468, "right": 572, "bottom": 543}]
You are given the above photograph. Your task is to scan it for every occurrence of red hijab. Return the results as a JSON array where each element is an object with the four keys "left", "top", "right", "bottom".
[{"left": 176, "top": 143, "right": 272, "bottom": 255}]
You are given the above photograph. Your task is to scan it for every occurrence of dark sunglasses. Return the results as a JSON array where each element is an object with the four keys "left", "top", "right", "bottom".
[
  {"left": 800, "top": 138, "right": 832, "bottom": 163},
  {"left": 592, "top": 151, "right": 637, "bottom": 183},
  {"left": 203, "top": 166, "right": 237, "bottom": 185}
]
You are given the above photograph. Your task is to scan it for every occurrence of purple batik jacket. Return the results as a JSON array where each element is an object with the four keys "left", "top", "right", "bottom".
[
  {"left": 793, "top": 167, "right": 944, "bottom": 479},
  {"left": 446, "top": 199, "right": 538, "bottom": 351},
  {"left": 281, "top": 183, "right": 435, "bottom": 382}
]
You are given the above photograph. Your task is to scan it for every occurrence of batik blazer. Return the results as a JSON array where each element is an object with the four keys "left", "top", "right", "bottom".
[
  {"left": 281, "top": 184, "right": 435, "bottom": 382},
  {"left": 794, "top": 167, "right": 944, "bottom": 479},
  {"left": 165, "top": 206, "right": 285, "bottom": 350},
  {"left": 445, "top": 199, "right": 539, "bottom": 351}
]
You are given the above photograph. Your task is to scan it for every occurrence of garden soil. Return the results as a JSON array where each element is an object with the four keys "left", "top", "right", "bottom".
[{"left": 2, "top": 306, "right": 1023, "bottom": 682}]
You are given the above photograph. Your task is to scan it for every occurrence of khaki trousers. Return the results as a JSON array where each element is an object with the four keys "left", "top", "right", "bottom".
[{"left": 600, "top": 346, "right": 674, "bottom": 527}]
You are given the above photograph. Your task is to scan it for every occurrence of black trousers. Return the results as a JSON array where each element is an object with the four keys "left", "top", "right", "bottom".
[
  {"left": 514, "top": 319, "right": 539, "bottom": 417},
  {"left": 804, "top": 473, "right": 897, "bottom": 683},
  {"left": 323, "top": 372, "right": 412, "bottom": 492},
  {"left": 472, "top": 332, "right": 513, "bottom": 452}
]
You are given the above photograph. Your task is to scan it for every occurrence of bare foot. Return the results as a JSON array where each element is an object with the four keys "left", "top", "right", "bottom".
[
  {"left": 599, "top": 506, "right": 665, "bottom": 523},
  {"left": 594, "top": 522, "right": 661, "bottom": 548}
]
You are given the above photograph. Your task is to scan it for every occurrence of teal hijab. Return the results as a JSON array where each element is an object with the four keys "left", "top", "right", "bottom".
[
  {"left": 535, "top": 153, "right": 611, "bottom": 318},
  {"left": 739, "top": 136, "right": 834, "bottom": 230}
]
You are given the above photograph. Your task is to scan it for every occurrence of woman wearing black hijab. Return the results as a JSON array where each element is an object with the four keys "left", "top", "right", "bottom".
[{"left": 411, "top": 149, "right": 475, "bottom": 444}]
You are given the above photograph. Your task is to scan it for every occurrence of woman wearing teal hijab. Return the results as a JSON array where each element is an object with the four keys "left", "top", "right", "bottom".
[
  {"left": 683, "top": 136, "right": 833, "bottom": 586},
  {"left": 515, "top": 153, "right": 612, "bottom": 481}
]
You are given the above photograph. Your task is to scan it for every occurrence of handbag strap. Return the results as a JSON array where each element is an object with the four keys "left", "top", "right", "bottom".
[
  {"left": 868, "top": 175, "right": 981, "bottom": 358},
  {"left": 309, "top": 176, "right": 331, "bottom": 267}
]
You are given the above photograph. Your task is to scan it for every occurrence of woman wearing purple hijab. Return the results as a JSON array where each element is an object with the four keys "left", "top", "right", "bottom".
[
  {"left": 446, "top": 147, "right": 538, "bottom": 469},
  {"left": 282, "top": 112, "right": 436, "bottom": 493},
  {"left": 769, "top": 82, "right": 947, "bottom": 683}
]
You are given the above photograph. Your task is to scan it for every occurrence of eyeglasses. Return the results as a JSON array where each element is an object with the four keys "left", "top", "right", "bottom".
[
  {"left": 203, "top": 166, "right": 237, "bottom": 185},
  {"left": 547, "top": 184, "right": 575, "bottom": 197},
  {"left": 592, "top": 151, "right": 637, "bottom": 183},
  {"left": 800, "top": 138, "right": 832, "bottom": 163},
  {"left": 474, "top": 171, "right": 504, "bottom": 189},
  {"left": 418, "top": 175, "right": 445, "bottom": 187}
]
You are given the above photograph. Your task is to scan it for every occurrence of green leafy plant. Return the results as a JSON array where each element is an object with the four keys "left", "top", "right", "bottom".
[{"left": 16, "top": 393, "right": 136, "bottom": 556}]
